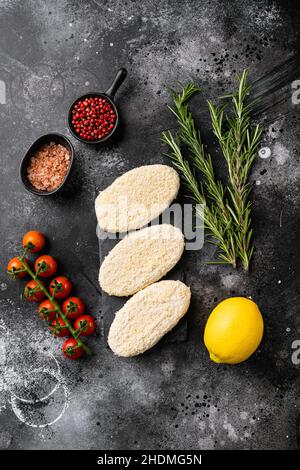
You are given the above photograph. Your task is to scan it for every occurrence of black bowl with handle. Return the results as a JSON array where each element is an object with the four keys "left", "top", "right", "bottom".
[{"left": 67, "top": 67, "right": 127, "bottom": 145}]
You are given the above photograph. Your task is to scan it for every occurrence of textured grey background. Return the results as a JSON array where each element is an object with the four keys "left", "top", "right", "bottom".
[{"left": 0, "top": 0, "right": 299, "bottom": 450}]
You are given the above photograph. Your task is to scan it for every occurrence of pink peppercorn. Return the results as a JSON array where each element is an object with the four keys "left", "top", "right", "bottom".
[{"left": 71, "top": 96, "right": 116, "bottom": 141}]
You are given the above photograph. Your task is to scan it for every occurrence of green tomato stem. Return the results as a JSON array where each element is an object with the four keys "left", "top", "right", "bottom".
[{"left": 21, "top": 246, "right": 29, "bottom": 260}]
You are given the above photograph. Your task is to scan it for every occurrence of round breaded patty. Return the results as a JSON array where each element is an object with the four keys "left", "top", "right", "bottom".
[
  {"left": 95, "top": 164, "right": 180, "bottom": 233},
  {"left": 108, "top": 280, "right": 191, "bottom": 357},
  {"left": 99, "top": 224, "right": 185, "bottom": 296}
]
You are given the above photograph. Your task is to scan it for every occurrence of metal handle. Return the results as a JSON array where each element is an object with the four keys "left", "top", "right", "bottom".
[{"left": 105, "top": 68, "right": 127, "bottom": 100}]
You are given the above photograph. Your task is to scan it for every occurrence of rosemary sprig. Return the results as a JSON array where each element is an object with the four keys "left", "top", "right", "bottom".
[
  {"left": 164, "top": 83, "right": 237, "bottom": 267},
  {"left": 162, "top": 70, "right": 262, "bottom": 271},
  {"left": 161, "top": 131, "right": 237, "bottom": 267},
  {"left": 168, "top": 85, "right": 229, "bottom": 217},
  {"left": 208, "top": 70, "right": 263, "bottom": 271}
]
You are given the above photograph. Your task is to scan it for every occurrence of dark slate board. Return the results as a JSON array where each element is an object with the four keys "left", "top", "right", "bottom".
[{"left": 95, "top": 176, "right": 188, "bottom": 345}]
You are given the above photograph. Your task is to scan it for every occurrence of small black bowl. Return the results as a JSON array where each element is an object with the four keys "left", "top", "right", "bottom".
[
  {"left": 20, "top": 133, "right": 74, "bottom": 196},
  {"left": 67, "top": 67, "right": 127, "bottom": 145}
]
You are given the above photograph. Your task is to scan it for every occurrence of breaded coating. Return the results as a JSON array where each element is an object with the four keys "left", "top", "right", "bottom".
[
  {"left": 108, "top": 280, "right": 191, "bottom": 357},
  {"left": 99, "top": 224, "right": 185, "bottom": 296},
  {"left": 95, "top": 165, "right": 180, "bottom": 233}
]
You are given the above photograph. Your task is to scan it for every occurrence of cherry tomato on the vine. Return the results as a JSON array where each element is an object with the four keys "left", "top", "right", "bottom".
[
  {"left": 7, "top": 257, "right": 29, "bottom": 279},
  {"left": 34, "top": 255, "right": 57, "bottom": 278},
  {"left": 24, "top": 280, "right": 45, "bottom": 302},
  {"left": 62, "top": 338, "right": 84, "bottom": 360},
  {"left": 74, "top": 315, "right": 96, "bottom": 336},
  {"left": 62, "top": 297, "right": 85, "bottom": 319},
  {"left": 38, "top": 299, "right": 57, "bottom": 322},
  {"left": 22, "top": 231, "right": 46, "bottom": 253},
  {"left": 49, "top": 276, "right": 72, "bottom": 299},
  {"left": 50, "top": 316, "right": 69, "bottom": 337}
]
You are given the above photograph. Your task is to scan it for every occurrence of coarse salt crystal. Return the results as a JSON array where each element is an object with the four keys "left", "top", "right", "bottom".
[{"left": 27, "top": 143, "right": 70, "bottom": 192}]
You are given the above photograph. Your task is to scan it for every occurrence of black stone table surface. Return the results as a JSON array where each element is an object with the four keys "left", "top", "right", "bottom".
[{"left": 0, "top": 0, "right": 299, "bottom": 450}]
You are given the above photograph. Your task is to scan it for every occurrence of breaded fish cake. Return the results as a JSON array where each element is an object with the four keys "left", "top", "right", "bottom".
[
  {"left": 95, "top": 165, "right": 180, "bottom": 233},
  {"left": 108, "top": 280, "right": 191, "bottom": 357},
  {"left": 99, "top": 224, "right": 184, "bottom": 296}
]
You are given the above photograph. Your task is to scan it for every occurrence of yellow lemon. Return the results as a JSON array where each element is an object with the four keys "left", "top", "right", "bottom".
[{"left": 204, "top": 297, "right": 264, "bottom": 364}]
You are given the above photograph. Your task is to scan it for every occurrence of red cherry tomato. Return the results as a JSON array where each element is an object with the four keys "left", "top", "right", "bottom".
[
  {"left": 62, "top": 297, "right": 85, "bottom": 319},
  {"left": 38, "top": 299, "right": 57, "bottom": 322},
  {"left": 24, "top": 280, "right": 45, "bottom": 302},
  {"left": 50, "top": 316, "right": 69, "bottom": 337},
  {"left": 22, "top": 231, "right": 45, "bottom": 253},
  {"left": 7, "top": 257, "right": 29, "bottom": 279},
  {"left": 62, "top": 338, "right": 84, "bottom": 360},
  {"left": 74, "top": 315, "right": 96, "bottom": 336},
  {"left": 34, "top": 255, "right": 57, "bottom": 278},
  {"left": 49, "top": 276, "right": 72, "bottom": 299}
]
